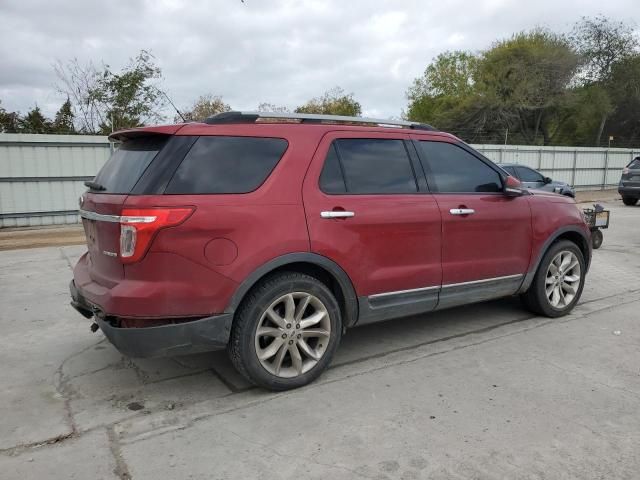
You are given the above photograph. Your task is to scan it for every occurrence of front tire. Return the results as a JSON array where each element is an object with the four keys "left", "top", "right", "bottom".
[
  {"left": 521, "top": 240, "right": 586, "bottom": 318},
  {"left": 228, "top": 272, "right": 342, "bottom": 391},
  {"left": 622, "top": 196, "right": 638, "bottom": 206},
  {"left": 591, "top": 229, "right": 603, "bottom": 250}
]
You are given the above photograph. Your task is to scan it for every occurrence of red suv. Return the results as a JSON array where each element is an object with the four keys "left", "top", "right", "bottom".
[{"left": 70, "top": 112, "right": 591, "bottom": 390}]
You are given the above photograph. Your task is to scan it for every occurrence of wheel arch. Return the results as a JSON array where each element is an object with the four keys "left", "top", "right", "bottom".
[
  {"left": 519, "top": 226, "right": 591, "bottom": 293},
  {"left": 225, "top": 253, "right": 359, "bottom": 328}
]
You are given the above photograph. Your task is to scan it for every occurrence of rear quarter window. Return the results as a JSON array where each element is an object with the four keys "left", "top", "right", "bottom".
[
  {"left": 93, "top": 136, "right": 167, "bottom": 193},
  {"left": 165, "top": 136, "right": 288, "bottom": 194}
]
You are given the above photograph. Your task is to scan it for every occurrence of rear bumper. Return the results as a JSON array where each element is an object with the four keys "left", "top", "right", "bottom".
[
  {"left": 70, "top": 280, "right": 232, "bottom": 357},
  {"left": 618, "top": 185, "right": 640, "bottom": 197}
]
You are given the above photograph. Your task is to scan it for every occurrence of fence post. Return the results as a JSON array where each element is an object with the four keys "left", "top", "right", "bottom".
[
  {"left": 572, "top": 149, "right": 577, "bottom": 186},
  {"left": 538, "top": 148, "right": 542, "bottom": 170},
  {"left": 602, "top": 149, "right": 609, "bottom": 190}
]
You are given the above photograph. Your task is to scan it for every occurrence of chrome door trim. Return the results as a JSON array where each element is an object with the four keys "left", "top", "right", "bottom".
[
  {"left": 441, "top": 273, "right": 523, "bottom": 290},
  {"left": 369, "top": 284, "right": 439, "bottom": 300},
  {"left": 368, "top": 274, "right": 523, "bottom": 300},
  {"left": 359, "top": 274, "right": 525, "bottom": 326}
]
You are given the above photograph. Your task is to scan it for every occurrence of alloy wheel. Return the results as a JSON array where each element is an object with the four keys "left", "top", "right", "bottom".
[
  {"left": 545, "top": 251, "right": 582, "bottom": 309},
  {"left": 254, "top": 292, "right": 331, "bottom": 378}
]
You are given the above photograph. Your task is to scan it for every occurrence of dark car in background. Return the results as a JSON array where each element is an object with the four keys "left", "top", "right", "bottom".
[
  {"left": 500, "top": 163, "right": 575, "bottom": 198},
  {"left": 618, "top": 157, "right": 640, "bottom": 206}
]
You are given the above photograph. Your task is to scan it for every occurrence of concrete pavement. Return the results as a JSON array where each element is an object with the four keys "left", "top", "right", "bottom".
[{"left": 1, "top": 199, "right": 639, "bottom": 479}]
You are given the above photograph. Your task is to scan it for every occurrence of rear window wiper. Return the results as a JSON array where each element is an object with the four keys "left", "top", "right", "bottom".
[{"left": 84, "top": 180, "right": 107, "bottom": 191}]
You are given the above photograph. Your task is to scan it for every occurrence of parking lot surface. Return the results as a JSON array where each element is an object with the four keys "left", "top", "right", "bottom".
[{"left": 1, "top": 200, "right": 639, "bottom": 479}]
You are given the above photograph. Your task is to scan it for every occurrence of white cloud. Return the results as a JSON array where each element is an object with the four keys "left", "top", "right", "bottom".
[{"left": 0, "top": 0, "right": 637, "bottom": 120}]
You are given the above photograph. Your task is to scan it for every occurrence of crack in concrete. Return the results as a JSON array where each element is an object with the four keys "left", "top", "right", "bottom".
[
  {"left": 0, "top": 432, "right": 77, "bottom": 457},
  {"left": 117, "top": 320, "right": 564, "bottom": 447},
  {"left": 121, "top": 358, "right": 151, "bottom": 384},
  {"left": 107, "top": 426, "right": 132, "bottom": 480},
  {"left": 5, "top": 287, "right": 640, "bottom": 458}
]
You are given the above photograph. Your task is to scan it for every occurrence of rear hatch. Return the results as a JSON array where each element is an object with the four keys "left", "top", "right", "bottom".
[
  {"left": 80, "top": 135, "right": 169, "bottom": 287},
  {"left": 621, "top": 157, "right": 640, "bottom": 186}
]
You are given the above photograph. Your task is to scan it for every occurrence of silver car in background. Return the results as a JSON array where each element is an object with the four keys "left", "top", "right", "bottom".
[{"left": 500, "top": 163, "right": 575, "bottom": 197}]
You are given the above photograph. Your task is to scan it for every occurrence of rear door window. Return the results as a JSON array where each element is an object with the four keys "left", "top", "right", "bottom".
[
  {"left": 330, "top": 139, "right": 418, "bottom": 194},
  {"left": 417, "top": 141, "right": 502, "bottom": 193},
  {"left": 165, "top": 136, "right": 288, "bottom": 194},
  {"left": 93, "top": 136, "right": 167, "bottom": 193}
]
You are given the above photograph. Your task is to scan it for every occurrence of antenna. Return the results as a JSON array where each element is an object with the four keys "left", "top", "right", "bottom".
[{"left": 161, "top": 90, "right": 187, "bottom": 123}]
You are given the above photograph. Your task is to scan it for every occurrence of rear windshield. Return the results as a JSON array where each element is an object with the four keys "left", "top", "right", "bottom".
[
  {"left": 165, "top": 136, "right": 288, "bottom": 194},
  {"left": 93, "top": 136, "right": 167, "bottom": 193},
  {"left": 629, "top": 158, "right": 640, "bottom": 169}
]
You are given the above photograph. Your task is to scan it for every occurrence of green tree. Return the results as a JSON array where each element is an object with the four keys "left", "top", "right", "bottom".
[
  {"left": 55, "top": 50, "right": 166, "bottom": 133},
  {"left": 406, "top": 31, "right": 581, "bottom": 145},
  {"left": 0, "top": 101, "right": 21, "bottom": 133},
  {"left": 405, "top": 51, "right": 478, "bottom": 131},
  {"left": 295, "top": 87, "right": 361, "bottom": 116},
  {"left": 570, "top": 16, "right": 640, "bottom": 145},
  {"left": 52, "top": 98, "right": 75, "bottom": 134},
  {"left": 408, "top": 51, "right": 478, "bottom": 99},
  {"left": 476, "top": 30, "right": 580, "bottom": 145},
  {"left": 94, "top": 51, "right": 165, "bottom": 133},
  {"left": 19, "top": 106, "right": 52, "bottom": 134},
  {"left": 605, "top": 54, "right": 640, "bottom": 145},
  {"left": 181, "top": 94, "right": 231, "bottom": 122}
]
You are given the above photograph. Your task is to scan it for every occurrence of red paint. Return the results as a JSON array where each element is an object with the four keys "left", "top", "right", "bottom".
[
  {"left": 302, "top": 130, "right": 442, "bottom": 296},
  {"left": 74, "top": 122, "right": 591, "bottom": 322}
]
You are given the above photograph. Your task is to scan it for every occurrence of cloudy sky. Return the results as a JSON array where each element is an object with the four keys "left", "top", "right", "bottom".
[{"left": 0, "top": 0, "right": 638, "bottom": 120}]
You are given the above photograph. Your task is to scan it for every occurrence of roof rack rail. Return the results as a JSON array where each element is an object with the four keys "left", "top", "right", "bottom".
[{"left": 203, "top": 111, "right": 436, "bottom": 131}]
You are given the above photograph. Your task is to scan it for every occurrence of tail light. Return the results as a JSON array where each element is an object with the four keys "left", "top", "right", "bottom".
[
  {"left": 119, "top": 207, "right": 194, "bottom": 264},
  {"left": 622, "top": 167, "right": 630, "bottom": 174}
]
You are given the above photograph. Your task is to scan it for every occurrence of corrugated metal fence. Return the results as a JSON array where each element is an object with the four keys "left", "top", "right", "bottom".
[
  {"left": 0, "top": 134, "right": 637, "bottom": 227},
  {"left": 474, "top": 144, "right": 637, "bottom": 191},
  {"left": 0, "top": 134, "right": 111, "bottom": 227}
]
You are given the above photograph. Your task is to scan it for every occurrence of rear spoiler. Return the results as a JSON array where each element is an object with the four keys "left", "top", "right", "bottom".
[{"left": 108, "top": 124, "right": 187, "bottom": 142}]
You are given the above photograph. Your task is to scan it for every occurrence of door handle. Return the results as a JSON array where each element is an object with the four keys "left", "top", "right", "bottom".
[
  {"left": 321, "top": 211, "right": 355, "bottom": 219},
  {"left": 449, "top": 208, "right": 475, "bottom": 215}
]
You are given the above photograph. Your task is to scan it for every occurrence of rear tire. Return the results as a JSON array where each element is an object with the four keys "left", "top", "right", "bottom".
[
  {"left": 622, "top": 196, "right": 638, "bottom": 206},
  {"left": 228, "top": 272, "right": 342, "bottom": 391},
  {"left": 521, "top": 240, "right": 586, "bottom": 318}
]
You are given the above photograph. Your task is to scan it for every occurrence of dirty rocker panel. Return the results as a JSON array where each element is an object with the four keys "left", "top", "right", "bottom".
[{"left": 357, "top": 274, "right": 524, "bottom": 325}]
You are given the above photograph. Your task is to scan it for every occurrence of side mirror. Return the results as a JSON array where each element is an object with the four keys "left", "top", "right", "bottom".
[
  {"left": 503, "top": 175, "right": 525, "bottom": 197},
  {"left": 543, "top": 176, "right": 552, "bottom": 184}
]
